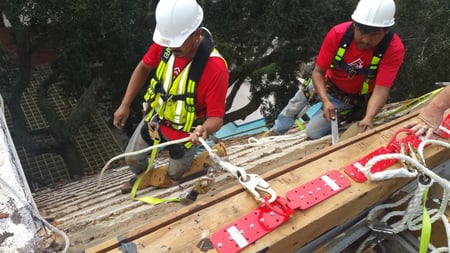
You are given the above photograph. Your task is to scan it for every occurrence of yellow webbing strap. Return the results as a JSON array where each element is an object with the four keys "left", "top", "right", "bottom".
[
  {"left": 129, "top": 139, "right": 181, "bottom": 205},
  {"left": 419, "top": 187, "right": 431, "bottom": 253},
  {"left": 374, "top": 87, "right": 443, "bottom": 123},
  {"left": 295, "top": 119, "right": 305, "bottom": 130},
  {"left": 361, "top": 79, "right": 369, "bottom": 95},
  {"left": 182, "top": 79, "right": 196, "bottom": 133}
]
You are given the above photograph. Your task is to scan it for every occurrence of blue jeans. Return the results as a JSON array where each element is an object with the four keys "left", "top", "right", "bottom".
[
  {"left": 273, "top": 81, "right": 355, "bottom": 139},
  {"left": 124, "top": 118, "right": 201, "bottom": 180}
]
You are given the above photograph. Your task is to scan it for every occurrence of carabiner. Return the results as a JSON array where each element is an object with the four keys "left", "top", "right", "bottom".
[
  {"left": 239, "top": 174, "right": 277, "bottom": 203},
  {"left": 192, "top": 176, "right": 215, "bottom": 194}
]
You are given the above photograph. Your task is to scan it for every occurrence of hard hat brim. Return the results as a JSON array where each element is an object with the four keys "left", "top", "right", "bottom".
[
  {"left": 352, "top": 15, "right": 395, "bottom": 28},
  {"left": 153, "top": 28, "right": 189, "bottom": 48}
]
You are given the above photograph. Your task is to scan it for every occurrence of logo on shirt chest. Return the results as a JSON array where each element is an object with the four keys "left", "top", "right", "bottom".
[
  {"left": 349, "top": 58, "right": 363, "bottom": 69},
  {"left": 173, "top": 67, "right": 181, "bottom": 78},
  {"left": 347, "top": 58, "right": 363, "bottom": 79}
]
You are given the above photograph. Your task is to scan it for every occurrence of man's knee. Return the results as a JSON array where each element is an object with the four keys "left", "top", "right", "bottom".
[
  {"left": 306, "top": 125, "right": 330, "bottom": 140},
  {"left": 167, "top": 160, "right": 190, "bottom": 181},
  {"left": 285, "top": 103, "right": 308, "bottom": 117},
  {"left": 125, "top": 156, "right": 147, "bottom": 175},
  {"left": 306, "top": 131, "right": 324, "bottom": 140}
]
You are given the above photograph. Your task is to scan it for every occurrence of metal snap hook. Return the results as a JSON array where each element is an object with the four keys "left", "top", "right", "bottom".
[{"left": 239, "top": 174, "right": 277, "bottom": 203}]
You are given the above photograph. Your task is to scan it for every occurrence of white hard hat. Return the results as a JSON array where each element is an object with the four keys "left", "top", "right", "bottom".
[
  {"left": 153, "top": 0, "right": 203, "bottom": 48},
  {"left": 351, "top": 0, "right": 396, "bottom": 28}
]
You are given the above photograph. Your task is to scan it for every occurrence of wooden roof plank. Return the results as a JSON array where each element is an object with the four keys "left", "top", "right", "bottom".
[{"left": 84, "top": 111, "right": 450, "bottom": 252}]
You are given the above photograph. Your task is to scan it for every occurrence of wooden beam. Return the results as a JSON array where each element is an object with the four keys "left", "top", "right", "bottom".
[{"left": 84, "top": 111, "right": 450, "bottom": 253}]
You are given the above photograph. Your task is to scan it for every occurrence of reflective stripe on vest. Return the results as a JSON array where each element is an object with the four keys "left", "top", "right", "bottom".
[{"left": 144, "top": 49, "right": 225, "bottom": 134}]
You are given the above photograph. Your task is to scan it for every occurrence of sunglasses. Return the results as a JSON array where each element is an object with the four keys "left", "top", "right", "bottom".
[{"left": 354, "top": 22, "right": 385, "bottom": 34}]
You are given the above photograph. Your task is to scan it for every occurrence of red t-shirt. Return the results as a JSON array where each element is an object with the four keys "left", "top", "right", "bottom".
[
  {"left": 142, "top": 43, "right": 229, "bottom": 140},
  {"left": 316, "top": 21, "right": 405, "bottom": 94}
]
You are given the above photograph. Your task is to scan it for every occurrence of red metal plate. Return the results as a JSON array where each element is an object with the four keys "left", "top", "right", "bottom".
[
  {"left": 389, "top": 128, "right": 422, "bottom": 151},
  {"left": 436, "top": 114, "right": 450, "bottom": 139},
  {"left": 210, "top": 196, "right": 293, "bottom": 253},
  {"left": 285, "top": 170, "right": 351, "bottom": 210},
  {"left": 344, "top": 128, "right": 423, "bottom": 183},
  {"left": 343, "top": 146, "right": 397, "bottom": 183}
]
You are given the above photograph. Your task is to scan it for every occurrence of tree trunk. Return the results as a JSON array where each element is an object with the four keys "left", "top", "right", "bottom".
[{"left": 60, "top": 141, "right": 84, "bottom": 178}]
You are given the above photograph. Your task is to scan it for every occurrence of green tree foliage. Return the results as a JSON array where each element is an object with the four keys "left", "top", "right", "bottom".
[
  {"left": 203, "top": 0, "right": 449, "bottom": 123},
  {"left": 0, "top": 0, "right": 152, "bottom": 177},
  {"left": 0, "top": 0, "right": 448, "bottom": 182},
  {"left": 393, "top": 0, "right": 450, "bottom": 100}
]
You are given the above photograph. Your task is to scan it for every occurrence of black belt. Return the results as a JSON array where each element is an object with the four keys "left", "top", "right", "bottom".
[{"left": 325, "top": 79, "right": 367, "bottom": 106}]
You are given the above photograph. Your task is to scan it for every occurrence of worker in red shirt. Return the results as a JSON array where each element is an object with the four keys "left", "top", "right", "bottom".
[
  {"left": 113, "top": 0, "right": 229, "bottom": 193},
  {"left": 264, "top": 0, "right": 404, "bottom": 139}
]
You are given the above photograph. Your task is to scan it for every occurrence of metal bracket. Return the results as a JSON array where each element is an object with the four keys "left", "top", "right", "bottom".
[
  {"left": 210, "top": 196, "right": 294, "bottom": 253},
  {"left": 343, "top": 145, "right": 397, "bottom": 182},
  {"left": 210, "top": 171, "right": 351, "bottom": 252},
  {"left": 286, "top": 170, "right": 351, "bottom": 210},
  {"left": 436, "top": 113, "right": 450, "bottom": 139},
  {"left": 344, "top": 128, "right": 422, "bottom": 183}
]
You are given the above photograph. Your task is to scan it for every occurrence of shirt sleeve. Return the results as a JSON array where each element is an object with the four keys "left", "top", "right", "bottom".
[
  {"left": 142, "top": 43, "right": 164, "bottom": 68},
  {"left": 197, "top": 57, "right": 229, "bottom": 118},
  {"left": 205, "top": 68, "right": 229, "bottom": 117},
  {"left": 316, "top": 25, "right": 341, "bottom": 70}
]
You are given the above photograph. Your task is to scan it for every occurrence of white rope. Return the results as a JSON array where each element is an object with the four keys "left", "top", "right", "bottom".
[
  {"left": 215, "top": 130, "right": 309, "bottom": 180},
  {"left": 79, "top": 129, "right": 309, "bottom": 196},
  {"left": 361, "top": 140, "right": 450, "bottom": 192},
  {"left": 62, "top": 136, "right": 192, "bottom": 197},
  {"left": 359, "top": 138, "right": 450, "bottom": 252},
  {"left": 227, "top": 130, "right": 307, "bottom": 152},
  {"left": 0, "top": 94, "right": 4, "bottom": 115}
]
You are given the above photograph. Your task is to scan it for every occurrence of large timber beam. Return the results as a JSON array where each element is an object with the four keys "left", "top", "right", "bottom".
[{"left": 84, "top": 111, "right": 450, "bottom": 253}]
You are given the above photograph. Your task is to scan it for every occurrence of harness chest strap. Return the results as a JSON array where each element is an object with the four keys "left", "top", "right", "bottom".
[{"left": 143, "top": 38, "right": 226, "bottom": 149}]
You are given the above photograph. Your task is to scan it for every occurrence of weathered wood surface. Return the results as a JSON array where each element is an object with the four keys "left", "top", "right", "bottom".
[{"left": 85, "top": 111, "right": 450, "bottom": 253}]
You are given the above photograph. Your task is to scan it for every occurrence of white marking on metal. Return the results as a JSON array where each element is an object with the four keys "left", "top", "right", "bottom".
[
  {"left": 227, "top": 226, "right": 248, "bottom": 248},
  {"left": 321, "top": 175, "right": 340, "bottom": 191}
]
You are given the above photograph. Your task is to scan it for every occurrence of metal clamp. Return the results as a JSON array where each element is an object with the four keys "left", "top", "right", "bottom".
[
  {"left": 147, "top": 121, "right": 160, "bottom": 141},
  {"left": 368, "top": 220, "right": 396, "bottom": 241},
  {"left": 239, "top": 174, "right": 277, "bottom": 203},
  {"left": 192, "top": 176, "right": 215, "bottom": 194}
]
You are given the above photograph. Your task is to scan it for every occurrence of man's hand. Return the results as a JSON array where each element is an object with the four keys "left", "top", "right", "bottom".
[
  {"left": 113, "top": 105, "right": 130, "bottom": 129},
  {"left": 404, "top": 115, "right": 438, "bottom": 139},
  {"left": 190, "top": 125, "right": 208, "bottom": 144},
  {"left": 358, "top": 117, "right": 374, "bottom": 133},
  {"left": 322, "top": 101, "right": 336, "bottom": 121}
]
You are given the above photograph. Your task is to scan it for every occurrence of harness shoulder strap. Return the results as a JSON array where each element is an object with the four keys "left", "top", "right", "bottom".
[
  {"left": 331, "top": 24, "right": 354, "bottom": 69},
  {"left": 189, "top": 38, "right": 214, "bottom": 83},
  {"left": 367, "top": 29, "right": 394, "bottom": 79},
  {"left": 373, "top": 29, "right": 394, "bottom": 58},
  {"left": 182, "top": 38, "right": 214, "bottom": 135},
  {"left": 160, "top": 47, "right": 172, "bottom": 62}
]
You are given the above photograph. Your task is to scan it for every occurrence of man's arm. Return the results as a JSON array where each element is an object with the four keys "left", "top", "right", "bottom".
[
  {"left": 418, "top": 86, "right": 450, "bottom": 127},
  {"left": 358, "top": 85, "right": 390, "bottom": 131},
  {"left": 113, "top": 60, "right": 153, "bottom": 129},
  {"left": 404, "top": 85, "right": 450, "bottom": 138},
  {"left": 190, "top": 117, "right": 223, "bottom": 144},
  {"left": 312, "top": 64, "right": 336, "bottom": 121}
]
